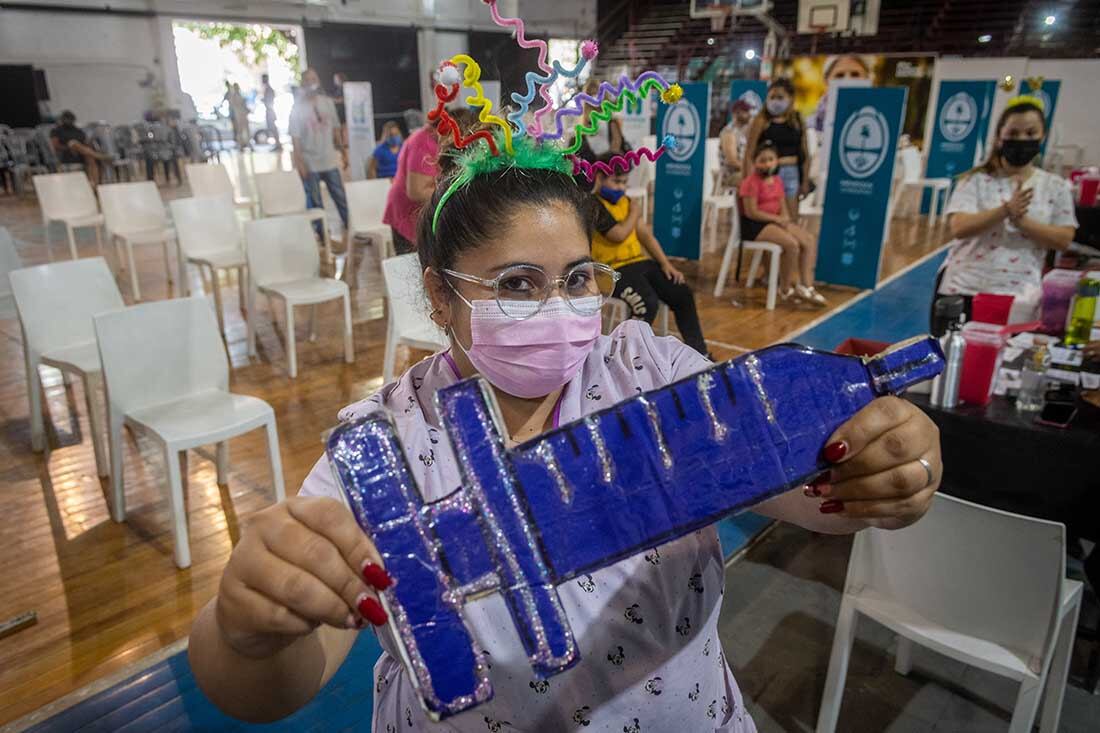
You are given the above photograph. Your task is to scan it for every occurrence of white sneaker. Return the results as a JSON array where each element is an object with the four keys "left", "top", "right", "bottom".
[
  {"left": 779, "top": 287, "right": 802, "bottom": 305},
  {"left": 796, "top": 284, "right": 828, "bottom": 307}
]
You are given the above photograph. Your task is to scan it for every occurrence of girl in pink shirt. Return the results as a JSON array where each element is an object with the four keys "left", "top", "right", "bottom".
[
  {"left": 190, "top": 139, "right": 943, "bottom": 732},
  {"left": 739, "top": 141, "right": 826, "bottom": 307}
]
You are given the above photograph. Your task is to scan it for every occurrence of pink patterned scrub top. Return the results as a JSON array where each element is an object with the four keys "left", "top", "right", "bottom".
[{"left": 300, "top": 321, "right": 758, "bottom": 732}]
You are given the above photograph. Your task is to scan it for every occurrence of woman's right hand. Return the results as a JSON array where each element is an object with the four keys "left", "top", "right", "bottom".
[
  {"left": 1004, "top": 182, "right": 1034, "bottom": 222},
  {"left": 215, "top": 496, "right": 391, "bottom": 659}
]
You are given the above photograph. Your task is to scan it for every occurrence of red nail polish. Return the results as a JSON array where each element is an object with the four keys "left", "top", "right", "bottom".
[
  {"left": 358, "top": 596, "right": 388, "bottom": 626},
  {"left": 362, "top": 563, "right": 393, "bottom": 590},
  {"left": 819, "top": 500, "right": 845, "bottom": 514},
  {"left": 823, "top": 441, "right": 848, "bottom": 463}
]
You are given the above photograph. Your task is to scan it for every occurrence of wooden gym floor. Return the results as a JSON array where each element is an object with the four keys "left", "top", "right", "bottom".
[{"left": 0, "top": 152, "right": 949, "bottom": 725}]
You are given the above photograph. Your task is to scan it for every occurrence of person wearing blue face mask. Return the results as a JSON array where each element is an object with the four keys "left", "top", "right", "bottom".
[
  {"left": 368, "top": 121, "right": 403, "bottom": 179},
  {"left": 590, "top": 155, "right": 709, "bottom": 355}
]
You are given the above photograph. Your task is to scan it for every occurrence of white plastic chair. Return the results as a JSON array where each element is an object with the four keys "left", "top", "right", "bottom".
[
  {"left": 625, "top": 158, "right": 652, "bottom": 222},
  {"left": 713, "top": 197, "right": 781, "bottom": 310},
  {"left": 602, "top": 297, "right": 670, "bottom": 337},
  {"left": 185, "top": 162, "right": 256, "bottom": 218},
  {"left": 702, "top": 137, "right": 737, "bottom": 253},
  {"left": 380, "top": 253, "right": 447, "bottom": 384},
  {"left": 170, "top": 196, "right": 248, "bottom": 336},
  {"left": 254, "top": 170, "right": 330, "bottom": 260},
  {"left": 816, "top": 493, "right": 1083, "bottom": 733},
  {"left": 32, "top": 172, "right": 106, "bottom": 260},
  {"left": 97, "top": 181, "right": 176, "bottom": 301},
  {"left": 246, "top": 215, "right": 354, "bottom": 378},
  {"left": 0, "top": 227, "right": 22, "bottom": 319},
  {"left": 9, "top": 257, "right": 124, "bottom": 478},
  {"left": 345, "top": 178, "right": 395, "bottom": 280},
  {"left": 94, "top": 296, "right": 285, "bottom": 568},
  {"left": 895, "top": 146, "right": 951, "bottom": 229}
]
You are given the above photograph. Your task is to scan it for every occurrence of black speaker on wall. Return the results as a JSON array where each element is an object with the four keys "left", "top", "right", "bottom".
[
  {"left": 0, "top": 65, "right": 41, "bottom": 127},
  {"left": 34, "top": 68, "right": 50, "bottom": 101}
]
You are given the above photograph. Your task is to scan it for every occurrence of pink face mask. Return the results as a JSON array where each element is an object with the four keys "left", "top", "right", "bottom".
[{"left": 453, "top": 296, "right": 602, "bottom": 399}]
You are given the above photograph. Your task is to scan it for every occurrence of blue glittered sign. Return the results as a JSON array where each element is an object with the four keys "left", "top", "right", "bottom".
[
  {"left": 326, "top": 337, "right": 943, "bottom": 720},
  {"left": 922, "top": 80, "right": 995, "bottom": 213},
  {"left": 654, "top": 81, "right": 710, "bottom": 260},
  {"left": 818, "top": 86, "right": 907, "bottom": 289}
]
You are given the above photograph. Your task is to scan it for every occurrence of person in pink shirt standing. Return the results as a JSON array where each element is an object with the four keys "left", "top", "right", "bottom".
[{"left": 383, "top": 108, "right": 476, "bottom": 254}]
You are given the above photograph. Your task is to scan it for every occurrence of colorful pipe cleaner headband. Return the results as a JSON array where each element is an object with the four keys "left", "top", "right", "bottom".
[{"left": 430, "top": 0, "right": 684, "bottom": 231}]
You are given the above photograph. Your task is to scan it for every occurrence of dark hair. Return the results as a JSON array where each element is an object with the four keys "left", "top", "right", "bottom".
[
  {"left": 434, "top": 107, "right": 481, "bottom": 177},
  {"left": 753, "top": 139, "right": 778, "bottom": 160},
  {"left": 416, "top": 167, "right": 598, "bottom": 277},
  {"left": 767, "top": 78, "right": 795, "bottom": 101},
  {"left": 969, "top": 101, "right": 1046, "bottom": 176},
  {"left": 60, "top": 110, "right": 76, "bottom": 125}
]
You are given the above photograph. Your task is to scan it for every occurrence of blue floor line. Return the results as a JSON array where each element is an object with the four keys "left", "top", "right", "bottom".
[{"left": 25, "top": 257, "right": 945, "bottom": 732}]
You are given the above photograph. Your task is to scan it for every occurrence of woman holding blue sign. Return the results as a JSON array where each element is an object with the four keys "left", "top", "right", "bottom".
[
  {"left": 743, "top": 78, "right": 811, "bottom": 219},
  {"left": 934, "top": 97, "right": 1077, "bottom": 323}
]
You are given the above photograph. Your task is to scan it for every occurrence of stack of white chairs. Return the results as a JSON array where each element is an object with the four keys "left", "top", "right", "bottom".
[
  {"left": 32, "top": 172, "right": 106, "bottom": 260},
  {"left": 893, "top": 146, "right": 951, "bottom": 229},
  {"left": 170, "top": 196, "right": 248, "bottom": 336},
  {"left": 185, "top": 162, "right": 257, "bottom": 218},
  {"left": 379, "top": 253, "right": 447, "bottom": 384},
  {"left": 98, "top": 181, "right": 177, "bottom": 301},
  {"left": 254, "top": 170, "right": 331, "bottom": 260},
  {"left": 702, "top": 137, "right": 738, "bottom": 253},
  {"left": 245, "top": 215, "right": 354, "bottom": 378},
  {"left": 713, "top": 196, "right": 781, "bottom": 310},
  {"left": 95, "top": 296, "right": 285, "bottom": 568},
  {"left": 602, "top": 298, "right": 670, "bottom": 337},
  {"left": 816, "top": 493, "right": 1083, "bottom": 733},
  {"left": 10, "top": 257, "right": 124, "bottom": 479},
  {"left": 345, "top": 178, "right": 394, "bottom": 280}
]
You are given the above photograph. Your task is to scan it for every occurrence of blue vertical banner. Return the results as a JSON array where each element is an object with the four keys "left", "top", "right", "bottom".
[
  {"left": 655, "top": 82, "right": 710, "bottom": 260},
  {"left": 1035, "top": 80, "right": 1060, "bottom": 156},
  {"left": 922, "top": 80, "right": 995, "bottom": 213},
  {"left": 729, "top": 79, "right": 767, "bottom": 118},
  {"left": 817, "top": 86, "right": 907, "bottom": 290}
]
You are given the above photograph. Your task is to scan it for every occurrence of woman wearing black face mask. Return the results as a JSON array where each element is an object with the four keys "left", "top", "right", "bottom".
[{"left": 932, "top": 98, "right": 1077, "bottom": 324}]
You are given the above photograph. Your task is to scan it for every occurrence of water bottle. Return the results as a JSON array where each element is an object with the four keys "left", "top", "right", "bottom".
[
  {"left": 940, "top": 319, "right": 967, "bottom": 409},
  {"left": 1016, "top": 346, "right": 1047, "bottom": 412},
  {"left": 930, "top": 296, "right": 965, "bottom": 407},
  {"left": 1064, "top": 278, "right": 1099, "bottom": 346}
]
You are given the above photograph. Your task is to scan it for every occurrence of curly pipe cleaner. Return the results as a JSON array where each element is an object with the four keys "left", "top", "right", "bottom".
[
  {"left": 428, "top": 77, "right": 498, "bottom": 156},
  {"left": 450, "top": 54, "right": 514, "bottom": 155},
  {"left": 570, "top": 135, "right": 676, "bottom": 182},
  {"left": 508, "top": 44, "right": 598, "bottom": 138},
  {"left": 561, "top": 91, "right": 643, "bottom": 155},
  {"left": 540, "top": 74, "right": 682, "bottom": 143},
  {"left": 484, "top": 0, "right": 554, "bottom": 136},
  {"left": 526, "top": 40, "right": 599, "bottom": 138}
]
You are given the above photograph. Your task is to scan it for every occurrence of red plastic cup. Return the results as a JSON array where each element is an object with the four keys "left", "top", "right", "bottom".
[
  {"left": 958, "top": 322, "right": 1006, "bottom": 406},
  {"left": 971, "top": 293, "right": 1015, "bottom": 326},
  {"left": 1079, "top": 176, "right": 1100, "bottom": 207}
]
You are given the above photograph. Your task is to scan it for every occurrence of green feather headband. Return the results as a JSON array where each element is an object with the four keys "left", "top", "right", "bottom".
[{"left": 431, "top": 132, "right": 574, "bottom": 233}]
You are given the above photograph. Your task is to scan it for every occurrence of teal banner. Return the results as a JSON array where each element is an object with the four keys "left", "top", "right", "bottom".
[
  {"left": 1036, "top": 80, "right": 1060, "bottom": 156},
  {"left": 729, "top": 79, "right": 767, "bottom": 118},
  {"left": 818, "top": 86, "right": 907, "bottom": 289},
  {"left": 922, "top": 79, "right": 995, "bottom": 213},
  {"left": 654, "top": 81, "right": 710, "bottom": 260}
]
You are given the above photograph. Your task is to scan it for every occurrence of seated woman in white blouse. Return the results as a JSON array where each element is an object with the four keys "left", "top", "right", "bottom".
[{"left": 934, "top": 96, "right": 1078, "bottom": 324}]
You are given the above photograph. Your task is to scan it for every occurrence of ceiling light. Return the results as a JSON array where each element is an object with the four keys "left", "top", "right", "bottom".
[
  {"left": 744, "top": 49, "right": 757, "bottom": 60},
  {"left": 978, "top": 34, "right": 992, "bottom": 43},
  {"left": 1044, "top": 14, "right": 1056, "bottom": 26},
  {"left": 707, "top": 37, "right": 715, "bottom": 46}
]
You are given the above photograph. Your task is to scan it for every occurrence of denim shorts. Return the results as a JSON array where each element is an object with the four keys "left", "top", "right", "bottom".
[{"left": 777, "top": 164, "right": 800, "bottom": 198}]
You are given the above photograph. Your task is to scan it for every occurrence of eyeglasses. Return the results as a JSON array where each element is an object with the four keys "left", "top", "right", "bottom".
[{"left": 443, "top": 262, "right": 620, "bottom": 320}]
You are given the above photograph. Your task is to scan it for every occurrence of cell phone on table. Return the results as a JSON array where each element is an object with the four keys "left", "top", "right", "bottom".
[{"left": 1035, "top": 402, "right": 1077, "bottom": 429}]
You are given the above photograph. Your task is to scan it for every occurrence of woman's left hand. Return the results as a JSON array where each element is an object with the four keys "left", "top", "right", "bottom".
[
  {"left": 812, "top": 396, "right": 942, "bottom": 530},
  {"left": 662, "top": 262, "right": 686, "bottom": 284}
]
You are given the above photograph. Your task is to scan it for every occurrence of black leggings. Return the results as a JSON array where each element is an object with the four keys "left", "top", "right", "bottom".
[{"left": 613, "top": 260, "right": 707, "bottom": 355}]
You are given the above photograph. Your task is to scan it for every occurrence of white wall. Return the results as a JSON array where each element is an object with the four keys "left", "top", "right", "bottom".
[
  {"left": 0, "top": 0, "right": 596, "bottom": 125},
  {"left": 927, "top": 56, "right": 1100, "bottom": 168},
  {"left": 0, "top": 9, "right": 161, "bottom": 125}
]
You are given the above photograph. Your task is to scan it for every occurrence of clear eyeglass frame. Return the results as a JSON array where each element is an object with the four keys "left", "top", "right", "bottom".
[{"left": 442, "top": 262, "right": 621, "bottom": 321}]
